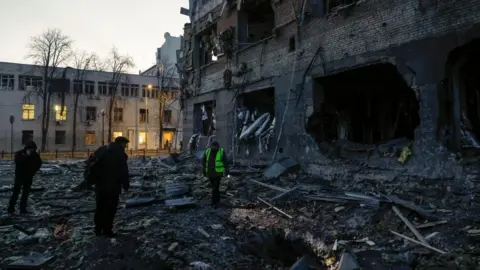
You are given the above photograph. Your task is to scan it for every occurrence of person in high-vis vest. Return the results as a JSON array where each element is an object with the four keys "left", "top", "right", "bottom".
[{"left": 202, "top": 141, "right": 229, "bottom": 208}]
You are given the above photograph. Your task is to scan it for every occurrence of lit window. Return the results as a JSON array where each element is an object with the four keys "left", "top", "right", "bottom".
[
  {"left": 54, "top": 105, "right": 67, "bottom": 121},
  {"left": 139, "top": 132, "right": 146, "bottom": 145},
  {"left": 22, "top": 104, "right": 35, "bottom": 120},
  {"left": 85, "top": 131, "right": 96, "bottom": 145},
  {"left": 113, "top": 132, "right": 123, "bottom": 140}
]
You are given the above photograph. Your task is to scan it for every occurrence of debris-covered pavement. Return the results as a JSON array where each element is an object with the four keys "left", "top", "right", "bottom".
[{"left": 1, "top": 153, "right": 480, "bottom": 269}]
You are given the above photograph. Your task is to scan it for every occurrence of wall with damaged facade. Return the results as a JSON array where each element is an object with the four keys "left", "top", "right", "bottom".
[{"left": 181, "top": 0, "right": 480, "bottom": 180}]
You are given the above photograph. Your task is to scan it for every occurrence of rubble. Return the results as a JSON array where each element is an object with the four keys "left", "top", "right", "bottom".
[{"left": 0, "top": 153, "right": 479, "bottom": 269}]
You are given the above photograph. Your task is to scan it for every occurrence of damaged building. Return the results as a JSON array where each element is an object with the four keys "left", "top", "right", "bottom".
[{"left": 178, "top": 0, "right": 480, "bottom": 179}]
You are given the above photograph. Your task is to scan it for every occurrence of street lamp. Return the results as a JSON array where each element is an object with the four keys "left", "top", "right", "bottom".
[
  {"left": 100, "top": 109, "right": 105, "bottom": 145},
  {"left": 145, "top": 84, "right": 152, "bottom": 151}
]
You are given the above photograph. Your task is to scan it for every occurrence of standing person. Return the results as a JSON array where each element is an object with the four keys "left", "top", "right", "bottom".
[
  {"left": 8, "top": 141, "right": 42, "bottom": 214},
  {"left": 202, "top": 141, "right": 228, "bottom": 208},
  {"left": 90, "top": 136, "right": 130, "bottom": 237}
]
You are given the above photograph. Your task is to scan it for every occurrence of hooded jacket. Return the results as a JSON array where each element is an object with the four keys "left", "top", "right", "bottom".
[
  {"left": 94, "top": 142, "right": 130, "bottom": 194},
  {"left": 14, "top": 142, "right": 42, "bottom": 179}
]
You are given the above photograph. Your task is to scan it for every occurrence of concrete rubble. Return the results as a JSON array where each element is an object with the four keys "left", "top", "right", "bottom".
[{"left": 0, "top": 152, "right": 479, "bottom": 270}]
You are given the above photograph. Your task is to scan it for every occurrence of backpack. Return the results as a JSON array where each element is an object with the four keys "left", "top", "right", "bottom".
[{"left": 84, "top": 146, "right": 107, "bottom": 184}]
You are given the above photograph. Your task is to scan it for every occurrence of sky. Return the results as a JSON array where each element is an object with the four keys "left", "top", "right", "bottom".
[{"left": 0, "top": 0, "right": 190, "bottom": 73}]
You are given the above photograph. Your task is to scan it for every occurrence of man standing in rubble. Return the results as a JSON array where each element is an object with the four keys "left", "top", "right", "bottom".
[
  {"left": 202, "top": 141, "right": 229, "bottom": 208},
  {"left": 89, "top": 136, "right": 130, "bottom": 237},
  {"left": 8, "top": 141, "right": 42, "bottom": 214}
]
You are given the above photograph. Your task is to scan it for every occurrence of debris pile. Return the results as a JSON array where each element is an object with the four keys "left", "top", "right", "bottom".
[{"left": 0, "top": 153, "right": 479, "bottom": 269}]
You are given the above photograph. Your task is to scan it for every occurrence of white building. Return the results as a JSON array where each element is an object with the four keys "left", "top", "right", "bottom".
[
  {"left": 0, "top": 61, "right": 183, "bottom": 153},
  {"left": 141, "top": 32, "right": 181, "bottom": 78}
]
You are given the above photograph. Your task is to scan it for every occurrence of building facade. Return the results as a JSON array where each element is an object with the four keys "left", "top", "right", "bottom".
[
  {"left": 179, "top": 0, "right": 480, "bottom": 180},
  {"left": 0, "top": 61, "right": 182, "bottom": 153}
]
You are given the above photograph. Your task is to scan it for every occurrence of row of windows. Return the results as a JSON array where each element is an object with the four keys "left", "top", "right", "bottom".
[
  {"left": 21, "top": 130, "right": 149, "bottom": 146},
  {"left": 21, "top": 104, "right": 173, "bottom": 123},
  {"left": 0, "top": 74, "right": 180, "bottom": 100}
]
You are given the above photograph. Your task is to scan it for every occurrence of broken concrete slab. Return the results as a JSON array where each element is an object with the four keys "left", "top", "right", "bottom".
[
  {"left": 161, "top": 153, "right": 180, "bottom": 166},
  {"left": 337, "top": 251, "right": 361, "bottom": 270},
  {"left": 355, "top": 250, "right": 388, "bottom": 270},
  {"left": 165, "top": 183, "right": 190, "bottom": 198},
  {"left": 263, "top": 157, "right": 300, "bottom": 179},
  {"left": 125, "top": 197, "right": 160, "bottom": 208},
  {"left": 1, "top": 253, "right": 55, "bottom": 269},
  {"left": 290, "top": 255, "right": 324, "bottom": 270},
  {"left": 165, "top": 197, "right": 196, "bottom": 208}
]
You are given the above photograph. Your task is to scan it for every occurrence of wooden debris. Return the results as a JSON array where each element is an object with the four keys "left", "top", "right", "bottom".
[
  {"left": 197, "top": 227, "right": 210, "bottom": 238},
  {"left": 271, "top": 185, "right": 301, "bottom": 201},
  {"left": 416, "top": 220, "right": 448, "bottom": 229},
  {"left": 334, "top": 206, "right": 345, "bottom": 213},
  {"left": 425, "top": 232, "right": 440, "bottom": 240},
  {"left": 385, "top": 194, "right": 438, "bottom": 220},
  {"left": 392, "top": 206, "right": 428, "bottom": 245},
  {"left": 257, "top": 197, "right": 293, "bottom": 219},
  {"left": 250, "top": 180, "right": 288, "bottom": 192},
  {"left": 168, "top": 242, "right": 179, "bottom": 252},
  {"left": 390, "top": 230, "right": 446, "bottom": 254}
]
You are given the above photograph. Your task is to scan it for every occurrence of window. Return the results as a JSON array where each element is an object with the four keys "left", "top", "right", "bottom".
[
  {"left": 55, "top": 131, "right": 66, "bottom": 144},
  {"left": 140, "top": 109, "right": 149, "bottom": 123},
  {"left": 73, "top": 80, "right": 83, "bottom": 94},
  {"left": 85, "top": 131, "right": 96, "bottom": 145},
  {"left": 54, "top": 105, "right": 67, "bottom": 121},
  {"left": 21, "top": 130, "right": 34, "bottom": 145},
  {"left": 113, "top": 131, "right": 123, "bottom": 140},
  {"left": 0, "top": 74, "right": 14, "bottom": 91},
  {"left": 85, "top": 81, "right": 95, "bottom": 95},
  {"left": 22, "top": 104, "right": 35, "bottom": 120},
  {"left": 139, "top": 132, "right": 146, "bottom": 145},
  {"left": 108, "top": 83, "right": 116, "bottom": 95},
  {"left": 121, "top": 83, "right": 130, "bottom": 97},
  {"left": 98, "top": 82, "right": 108, "bottom": 95},
  {"left": 130, "top": 84, "right": 139, "bottom": 97},
  {"left": 19, "top": 76, "right": 42, "bottom": 91},
  {"left": 114, "top": 108, "right": 123, "bottom": 122},
  {"left": 237, "top": 2, "right": 275, "bottom": 46},
  {"left": 86, "top": 106, "right": 97, "bottom": 121},
  {"left": 163, "top": 110, "right": 172, "bottom": 123}
]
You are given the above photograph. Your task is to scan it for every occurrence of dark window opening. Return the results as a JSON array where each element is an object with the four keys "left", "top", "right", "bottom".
[
  {"left": 442, "top": 39, "right": 480, "bottom": 156},
  {"left": 86, "top": 106, "right": 97, "bottom": 121},
  {"left": 85, "top": 81, "right": 95, "bottom": 95},
  {"left": 308, "top": 63, "right": 420, "bottom": 146},
  {"left": 140, "top": 109, "right": 149, "bottom": 123},
  {"left": 98, "top": 82, "right": 108, "bottom": 95},
  {"left": 197, "top": 24, "right": 220, "bottom": 67},
  {"left": 73, "top": 80, "right": 83, "bottom": 94},
  {"left": 194, "top": 101, "right": 216, "bottom": 136},
  {"left": 164, "top": 110, "right": 172, "bottom": 124},
  {"left": 55, "top": 130, "right": 66, "bottom": 145},
  {"left": 114, "top": 108, "right": 124, "bottom": 122},
  {"left": 238, "top": 0, "right": 275, "bottom": 46},
  {"left": 236, "top": 88, "right": 276, "bottom": 154},
  {"left": 289, "top": 36, "right": 296, "bottom": 52},
  {"left": 130, "top": 84, "right": 139, "bottom": 97},
  {"left": 21, "top": 130, "right": 34, "bottom": 145},
  {"left": 19, "top": 75, "right": 42, "bottom": 91}
]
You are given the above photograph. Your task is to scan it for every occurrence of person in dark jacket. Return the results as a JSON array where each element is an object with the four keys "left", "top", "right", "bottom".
[
  {"left": 8, "top": 141, "right": 42, "bottom": 214},
  {"left": 91, "top": 136, "right": 130, "bottom": 237},
  {"left": 202, "top": 141, "right": 228, "bottom": 208}
]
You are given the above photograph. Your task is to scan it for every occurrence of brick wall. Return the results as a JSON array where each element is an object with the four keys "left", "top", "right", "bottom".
[{"left": 184, "top": 0, "right": 480, "bottom": 176}]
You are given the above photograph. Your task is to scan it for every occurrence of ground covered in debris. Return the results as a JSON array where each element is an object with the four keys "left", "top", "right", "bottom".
[{"left": 1, "top": 153, "right": 480, "bottom": 269}]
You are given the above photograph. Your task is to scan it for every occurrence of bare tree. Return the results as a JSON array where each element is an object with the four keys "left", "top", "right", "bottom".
[
  {"left": 103, "top": 47, "right": 134, "bottom": 142},
  {"left": 26, "top": 28, "right": 73, "bottom": 151},
  {"left": 156, "top": 59, "right": 178, "bottom": 148},
  {"left": 70, "top": 51, "right": 99, "bottom": 152}
]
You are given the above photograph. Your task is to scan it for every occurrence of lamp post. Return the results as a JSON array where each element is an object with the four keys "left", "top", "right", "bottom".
[
  {"left": 145, "top": 84, "right": 152, "bottom": 151},
  {"left": 9, "top": 115, "right": 14, "bottom": 159},
  {"left": 100, "top": 109, "right": 105, "bottom": 145}
]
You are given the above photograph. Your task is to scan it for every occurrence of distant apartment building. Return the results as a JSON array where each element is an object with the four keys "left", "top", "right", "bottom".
[
  {"left": 0, "top": 61, "right": 182, "bottom": 153},
  {"left": 140, "top": 32, "right": 183, "bottom": 150}
]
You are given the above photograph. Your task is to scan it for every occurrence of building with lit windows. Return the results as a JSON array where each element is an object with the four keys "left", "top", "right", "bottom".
[{"left": 0, "top": 61, "right": 182, "bottom": 152}]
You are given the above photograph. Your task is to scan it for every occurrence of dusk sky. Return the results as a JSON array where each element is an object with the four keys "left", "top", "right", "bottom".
[{"left": 0, "top": 0, "right": 189, "bottom": 73}]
